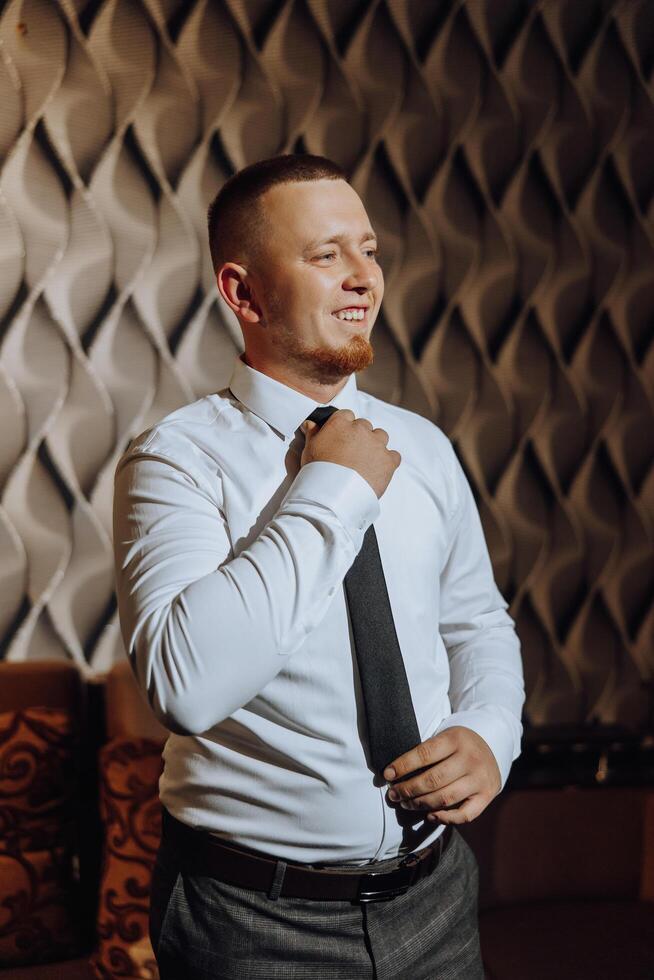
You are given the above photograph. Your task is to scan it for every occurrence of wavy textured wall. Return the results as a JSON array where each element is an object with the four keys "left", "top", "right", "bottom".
[{"left": 0, "top": 0, "right": 653, "bottom": 734}]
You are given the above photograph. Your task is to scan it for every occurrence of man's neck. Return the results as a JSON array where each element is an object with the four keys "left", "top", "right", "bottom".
[{"left": 240, "top": 353, "right": 350, "bottom": 403}]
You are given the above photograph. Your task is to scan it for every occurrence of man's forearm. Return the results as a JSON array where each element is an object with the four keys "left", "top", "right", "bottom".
[
  {"left": 433, "top": 625, "right": 525, "bottom": 790},
  {"left": 113, "top": 452, "right": 379, "bottom": 735},
  {"left": 435, "top": 437, "right": 526, "bottom": 791}
]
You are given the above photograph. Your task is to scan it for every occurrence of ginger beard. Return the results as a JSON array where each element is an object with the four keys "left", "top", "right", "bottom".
[
  {"left": 265, "top": 292, "right": 375, "bottom": 385},
  {"left": 274, "top": 327, "right": 374, "bottom": 384}
]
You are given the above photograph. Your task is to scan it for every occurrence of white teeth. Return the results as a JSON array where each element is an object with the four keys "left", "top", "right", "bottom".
[{"left": 335, "top": 309, "right": 365, "bottom": 321}]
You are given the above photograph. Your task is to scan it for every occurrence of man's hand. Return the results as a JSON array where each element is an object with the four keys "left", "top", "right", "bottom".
[
  {"left": 382, "top": 726, "right": 501, "bottom": 825},
  {"left": 301, "top": 410, "right": 401, "bottom": 499}
]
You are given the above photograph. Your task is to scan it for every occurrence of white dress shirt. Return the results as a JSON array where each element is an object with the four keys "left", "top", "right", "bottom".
[{"left": 113, "top": 353, "right": 525, "bottom": 865}]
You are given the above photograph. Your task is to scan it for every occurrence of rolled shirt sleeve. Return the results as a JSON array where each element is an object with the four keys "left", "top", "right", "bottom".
[
  {"left": 432, "top": 442, "right": 526, "bottom": 791},
  {"left": 113, "top": 441, "right": 380, "bottom": 736}
]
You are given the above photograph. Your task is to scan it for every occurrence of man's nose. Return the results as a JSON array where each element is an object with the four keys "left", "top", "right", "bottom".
[{"left": 343, "top": 254, "right": 379, "bottom": 290}]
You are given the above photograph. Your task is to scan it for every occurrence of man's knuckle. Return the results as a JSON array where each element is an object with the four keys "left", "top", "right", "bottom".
[{"left": 426, "top": 769, "right": 441, "bottom": 791}]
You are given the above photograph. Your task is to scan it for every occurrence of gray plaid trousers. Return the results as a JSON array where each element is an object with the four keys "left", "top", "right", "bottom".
[{"left": 150, "top": 824, "right": 485, "bottom": 979}]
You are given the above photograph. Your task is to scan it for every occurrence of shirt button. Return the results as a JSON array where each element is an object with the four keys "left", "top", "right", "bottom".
[{"left": 328, "top": 587, "right": 335, "bottom": 596}]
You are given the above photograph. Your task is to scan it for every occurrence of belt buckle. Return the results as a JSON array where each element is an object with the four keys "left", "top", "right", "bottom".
[{"left": 356, "top": 865, "right": 412, "bottom": 903}]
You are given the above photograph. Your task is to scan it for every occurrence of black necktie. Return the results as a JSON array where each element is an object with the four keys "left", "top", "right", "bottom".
[{"left": 306, "top": 405, "right": 421, "bottom": 778}]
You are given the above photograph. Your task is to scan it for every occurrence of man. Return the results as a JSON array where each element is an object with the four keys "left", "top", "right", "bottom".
[{"left": 113, "top": 153, "right": 525, "bottom": 979}]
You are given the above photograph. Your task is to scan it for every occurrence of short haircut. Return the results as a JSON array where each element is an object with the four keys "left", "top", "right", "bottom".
[{"left": 207, "top": 153, "right": 348, "bottom": 273}]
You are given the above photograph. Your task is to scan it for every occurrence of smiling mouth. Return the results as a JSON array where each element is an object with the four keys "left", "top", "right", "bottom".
[{"left": 331, "top": 309, "right": 369, "bottom": 324}]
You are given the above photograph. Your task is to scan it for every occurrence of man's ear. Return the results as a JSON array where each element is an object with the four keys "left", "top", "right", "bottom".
[{"left": 217, "top": 263, "right": 263, "bottom": 324}]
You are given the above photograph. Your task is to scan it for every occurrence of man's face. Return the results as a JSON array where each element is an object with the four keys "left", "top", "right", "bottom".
[{"left": 248, "top": 178, "right": 384, "bottom": 384}]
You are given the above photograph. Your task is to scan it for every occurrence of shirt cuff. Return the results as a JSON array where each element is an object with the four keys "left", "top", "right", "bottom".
[
  {"left": 433, "top": 708, "right": 521, "bottom": 792},
  {"left": 281, "top": 460, "right": 381, "bottom": 541}
]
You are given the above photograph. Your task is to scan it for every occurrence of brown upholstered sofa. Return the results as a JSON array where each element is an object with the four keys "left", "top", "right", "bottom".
[{"left": 0, "top": 659, "right": 652, "bottom": 979}]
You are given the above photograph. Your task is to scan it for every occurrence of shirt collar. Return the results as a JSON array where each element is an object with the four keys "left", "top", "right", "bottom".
[{"left": 228, "top": 353, "right": 361, "bottom": 440}]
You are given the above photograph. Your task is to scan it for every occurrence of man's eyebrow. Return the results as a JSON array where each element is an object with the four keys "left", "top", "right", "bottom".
[{"left": 303, "top": 230, "right": 378, "bottom": 252}]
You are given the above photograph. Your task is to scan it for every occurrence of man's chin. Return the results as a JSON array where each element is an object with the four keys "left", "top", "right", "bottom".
[{"left": 296, "top": 336, "right": 374, "bottom": 383}]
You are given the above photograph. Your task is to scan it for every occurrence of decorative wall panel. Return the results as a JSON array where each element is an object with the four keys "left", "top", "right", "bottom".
[{"left": 0, "top": 0, "right": 652, "bottom": 734}]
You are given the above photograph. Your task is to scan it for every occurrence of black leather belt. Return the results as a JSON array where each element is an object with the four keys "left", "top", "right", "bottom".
[{"left": 161, "top": 806, "right": 454, "bottom": 904}]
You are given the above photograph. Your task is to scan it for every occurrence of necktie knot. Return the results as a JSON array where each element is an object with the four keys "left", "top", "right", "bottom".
[{"left": 306, "top": 405, "right": 338, "bottom": 427}]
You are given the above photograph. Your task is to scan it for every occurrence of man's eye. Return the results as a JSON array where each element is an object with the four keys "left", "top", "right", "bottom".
[{"left": 316, "top": 249, "right": 379, "bottom": 261}]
